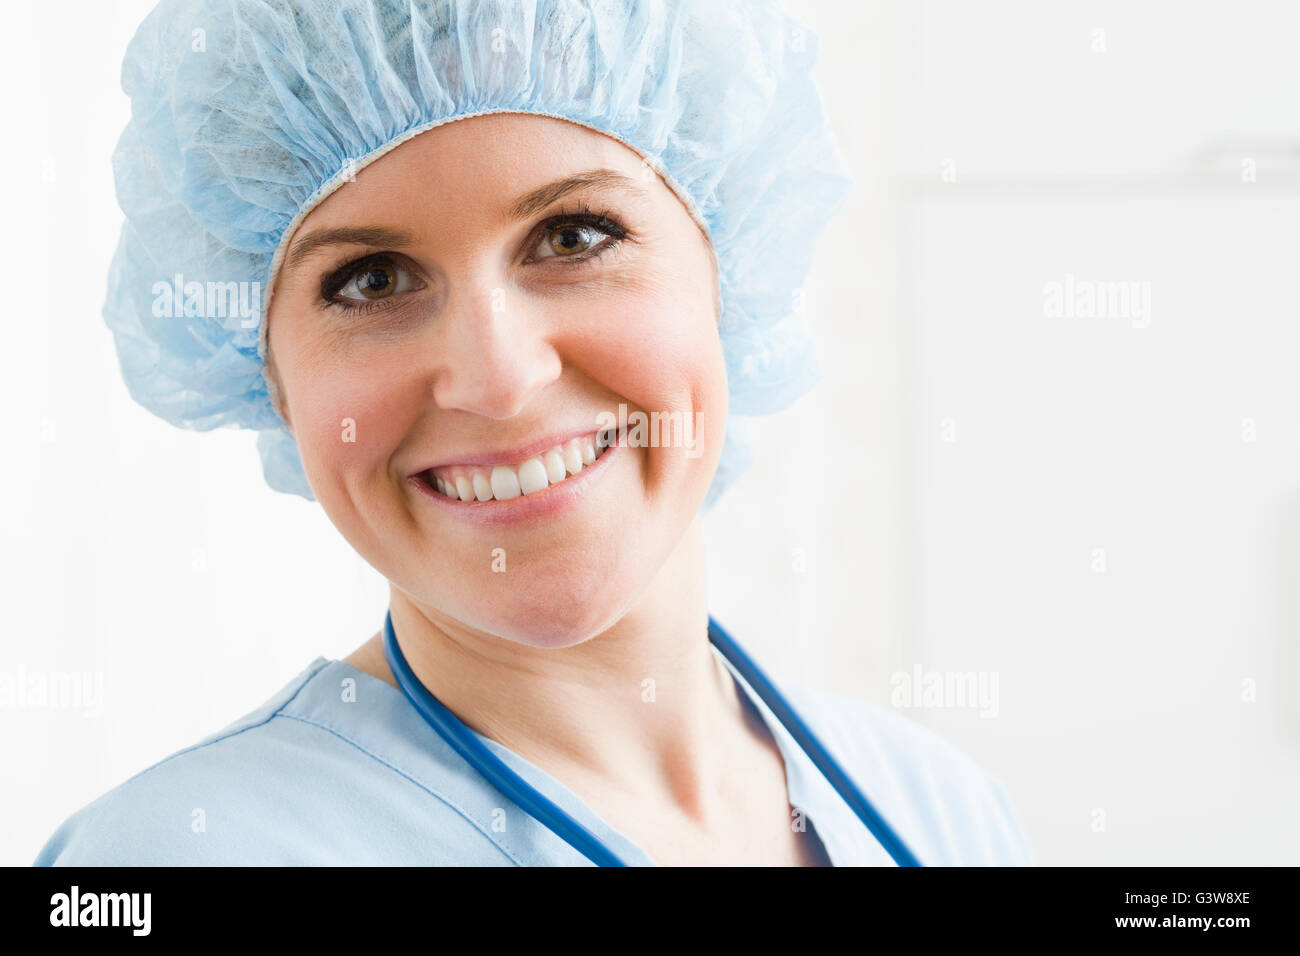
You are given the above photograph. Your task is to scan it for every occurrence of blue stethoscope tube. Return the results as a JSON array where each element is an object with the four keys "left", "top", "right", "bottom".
[{"left": 383, "top": 611, "right": 923, "bottom": 867}]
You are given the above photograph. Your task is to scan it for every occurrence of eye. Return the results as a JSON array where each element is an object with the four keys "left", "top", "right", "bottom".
[
  {"left": 537, "top": 224, "right": 607, "bottom": 258},
  {"left": 528, "top": 209, "right": 628, "bottom": 263},
  {"left": 332, "top": 258, "right": 420, "bottom": 303}
]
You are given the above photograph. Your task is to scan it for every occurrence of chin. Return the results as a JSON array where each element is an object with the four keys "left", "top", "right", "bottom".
[
  {"left": 474, "top": 599, "right": 627, "bottom": 650},
  {"left": 496, "top": 622, "right": 608, "bottom": 650},
  {"left": 463, "top": 558, "right": 641, "bottom": 649}
]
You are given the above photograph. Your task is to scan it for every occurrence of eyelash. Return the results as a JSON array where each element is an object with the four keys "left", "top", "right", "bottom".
[{"left": 318, "top": 204, "right": 630, "bottom": 315}]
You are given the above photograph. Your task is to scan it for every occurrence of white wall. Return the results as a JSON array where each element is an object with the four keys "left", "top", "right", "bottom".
[
  {"left": 4, "top": 0, "right": 1297, "bottom": 866},
  {"left": 712, "top": 0, "right": 1300, "bottom": 865}
]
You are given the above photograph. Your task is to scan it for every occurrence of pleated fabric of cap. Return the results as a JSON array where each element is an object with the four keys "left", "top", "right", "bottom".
[{"left": 106, "top": 0, "right": 853, "bottom": 508}]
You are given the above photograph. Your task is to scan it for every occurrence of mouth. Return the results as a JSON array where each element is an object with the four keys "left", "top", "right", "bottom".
[{"left": 410, "top": 427, "right": 618, "bottom": 511}]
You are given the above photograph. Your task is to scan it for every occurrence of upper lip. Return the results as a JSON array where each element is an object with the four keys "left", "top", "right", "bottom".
[{"left": 408, "top": 425, "right": 609, "bottom": 474}]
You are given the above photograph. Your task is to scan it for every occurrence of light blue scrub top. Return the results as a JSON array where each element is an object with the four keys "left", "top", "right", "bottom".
[{"left": 35, "top": 644, "right": 1035, "bottom": 866}]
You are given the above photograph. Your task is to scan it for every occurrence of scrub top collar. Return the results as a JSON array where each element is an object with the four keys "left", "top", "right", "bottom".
[{"left": 328, "top": 640, "right": 895, "bottom": 866}]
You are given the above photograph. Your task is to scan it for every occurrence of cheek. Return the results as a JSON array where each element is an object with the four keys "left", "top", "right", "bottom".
[
  {"left": 567, "top": 262, "right": 728, "bottom": 462},
  {"left": 275, "top": 336, "right": 423, "bottom": 500}
]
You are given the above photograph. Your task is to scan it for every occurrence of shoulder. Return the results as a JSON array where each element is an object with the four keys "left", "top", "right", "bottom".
[
  {"left": 32, "top": 658, "right": 502, "bottom": 866},
  {"left": 784, "top": 683, "right": 1036, "bottom": 866},
  {"left": 34, "top": 659, "right": 330, "bottom": 866}
]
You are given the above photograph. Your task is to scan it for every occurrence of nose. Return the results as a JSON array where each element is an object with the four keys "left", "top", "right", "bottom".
[{"left": 427, "top": 282, "right": 562, "bottom": 419}]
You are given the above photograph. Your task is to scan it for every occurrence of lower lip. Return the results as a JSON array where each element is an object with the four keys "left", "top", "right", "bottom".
[{"left": 407, "top": 437, "right": 622, "bottom": 527}]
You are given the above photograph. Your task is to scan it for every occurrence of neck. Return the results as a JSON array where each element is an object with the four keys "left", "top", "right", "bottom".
[{"left": 381, "top": 516, "right": 748, "bottom": 822}]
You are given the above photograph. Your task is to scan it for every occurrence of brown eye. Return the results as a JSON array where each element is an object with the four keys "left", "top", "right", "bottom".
[
  {"left": 331, "top": 259, "right": 422, "bottom": 306},
  {"left": 547, "top": 224, "right": 598, "bottom": 256},
  {"left": 535, "top": 222, "right": 622, "bottom": 261},
  {"left": 321, "top": 254, "right": 424, "bottom": 313},
  {"left": 348, "top": 264, "right": 397, "bottom": 299},
  {"left": 526, "top": 210, "right": 628, "bottom": 265}
]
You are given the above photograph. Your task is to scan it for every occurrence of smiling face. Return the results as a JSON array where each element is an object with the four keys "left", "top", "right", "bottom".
[{"left": 265, "top": 113, "right": 728, "bottom": 648}]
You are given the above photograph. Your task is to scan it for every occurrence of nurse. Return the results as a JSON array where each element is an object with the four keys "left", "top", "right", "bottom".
[{"left": 36, "top": 0, "right": 1034, "bottom": 866}]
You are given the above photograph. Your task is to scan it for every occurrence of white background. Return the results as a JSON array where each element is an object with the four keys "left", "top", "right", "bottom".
[{"left": 4, "top": 0, "right": 1298, "bottom": 865}]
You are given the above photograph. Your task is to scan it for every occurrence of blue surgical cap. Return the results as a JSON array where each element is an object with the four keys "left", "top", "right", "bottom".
[{"left": 107, "top": 0, "right": 852, "bottom": 508}]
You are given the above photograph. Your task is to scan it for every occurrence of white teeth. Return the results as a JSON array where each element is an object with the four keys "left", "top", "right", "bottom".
[
  {"left": 563, "top": 445, "right": 584, "bottom": 476},
  {"left": 428, "top": 431, "right": 611, "bottom": 503},
  {"left": 543, "top": 448, "right": 567, "bottom": 484},
  {"left": 517, "top": 458, "right": 549, "bottom": 495},
  {"left": 490, "top": 466, "right": 522, "bottom": 500}
]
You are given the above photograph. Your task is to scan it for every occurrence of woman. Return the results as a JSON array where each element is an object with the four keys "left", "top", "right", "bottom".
[{"left": 35, "top": 0, "right": 1034, "bottom": 866}]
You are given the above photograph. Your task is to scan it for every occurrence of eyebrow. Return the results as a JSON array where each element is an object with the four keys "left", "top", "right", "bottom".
[
  {"left": 284, "top": 227, "right": 416, "bottom": 272},
  {"left": 283, "top": 168, "right": 645, "bottom": 273},
  {"left": 507, "top": 168, "right": 643, "bottom": 220}
]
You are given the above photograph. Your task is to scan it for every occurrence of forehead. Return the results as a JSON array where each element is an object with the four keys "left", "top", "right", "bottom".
[{"left": 297, "top": 112, "right": 659, "bottom": 234}]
